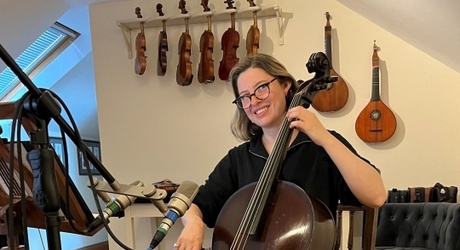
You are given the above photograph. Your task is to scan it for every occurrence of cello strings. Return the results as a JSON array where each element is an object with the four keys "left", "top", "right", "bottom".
[{"left": 231, "top": 93, "right": 303, "bottom": 249}]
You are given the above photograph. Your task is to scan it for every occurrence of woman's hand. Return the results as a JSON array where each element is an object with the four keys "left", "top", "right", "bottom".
[
  {"left": 175, "top": 204, "right": 206, "bottom": 250},
  {"left": 286, "top": 106, "right": 332, "bottom": 147}
]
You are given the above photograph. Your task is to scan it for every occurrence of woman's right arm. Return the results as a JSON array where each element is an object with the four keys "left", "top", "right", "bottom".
[{"left": 176, "top": 203, "right": 206, "bottom": 250}]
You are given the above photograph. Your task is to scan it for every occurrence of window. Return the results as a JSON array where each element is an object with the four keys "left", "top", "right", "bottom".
[{"left": 0, "top": 22, "right": 79, "bottom": 100}]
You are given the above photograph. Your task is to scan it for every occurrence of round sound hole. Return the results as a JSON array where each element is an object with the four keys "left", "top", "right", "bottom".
[{"left": 370, "top": 110, "right": 381, "bottom": 121}]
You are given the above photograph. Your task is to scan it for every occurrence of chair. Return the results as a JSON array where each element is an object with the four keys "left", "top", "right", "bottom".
[{"left": 335, "top": 204, "right": 378, "bottom": 250}]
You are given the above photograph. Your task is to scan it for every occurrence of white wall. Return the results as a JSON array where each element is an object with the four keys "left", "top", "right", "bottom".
[{"left": 89, "top": 0, "right": 460, "bottom": 249}]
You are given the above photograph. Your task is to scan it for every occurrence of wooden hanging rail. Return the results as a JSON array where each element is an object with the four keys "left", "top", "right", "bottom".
[{"left": 116, "top": 4, "right": 283, "bottom": 58}]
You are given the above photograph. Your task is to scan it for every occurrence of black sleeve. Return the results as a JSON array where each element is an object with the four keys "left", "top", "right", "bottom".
[{"left": 193, "top": 148, "right": 240, "bottom": 228}]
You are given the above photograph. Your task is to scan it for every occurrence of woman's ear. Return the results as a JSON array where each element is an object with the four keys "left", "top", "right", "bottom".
[{"left": 283, "top": 80, "right": 292, "bottom": 95}]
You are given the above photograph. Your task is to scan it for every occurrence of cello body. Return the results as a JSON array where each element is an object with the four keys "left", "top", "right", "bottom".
[{"left": 213, "top": 181, "right": 336, "bottom": 249}]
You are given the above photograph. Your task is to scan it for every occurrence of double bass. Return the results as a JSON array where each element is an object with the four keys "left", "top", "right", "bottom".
[
  {"left": 176, "top": 0, "right": 194, "bottom": 86},
  {"left": 311, "top": 12, "right": 349, "bottom": 112},
  {"left": 197, "top": 0, "right": 215, "bottom": 84},
  {"left": 245, "top": 0, "right": 260, "bottom": 55},
  {"left": 156, "top": 4, "right": 168, "bottom": 76},
  {"left": 134, "top": 7, "right": 147, "bottom": 75},
  {"left": 212, "top": 52, "right": 337, "bottom": 249},
  {"left": 218, "top": 0, "right": 239, "bottom": 81}
]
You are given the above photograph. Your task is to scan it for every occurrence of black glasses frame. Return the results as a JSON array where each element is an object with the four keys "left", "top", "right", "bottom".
[{"left": 232, "top": 77, "right": 278, "bottom": 109}]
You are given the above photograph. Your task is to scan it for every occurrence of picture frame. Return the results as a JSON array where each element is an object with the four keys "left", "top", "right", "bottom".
[
  {"left": 78, "top": 140, "right": 101, "bottom": 175},
  {"left": 50, "top": 137, "right": 66, "bottom": 164}
]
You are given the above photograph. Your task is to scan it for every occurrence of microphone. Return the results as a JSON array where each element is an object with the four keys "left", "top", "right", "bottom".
[
  {"left": 147, "top": 180, "right": 199, "bottom": 250},
  {"left": 83, "top": 181, "right": 144, "bottom": 234}
]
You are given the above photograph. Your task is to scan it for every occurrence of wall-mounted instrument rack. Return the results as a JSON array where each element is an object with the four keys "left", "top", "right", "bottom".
[{"left": 116, "top": 4, "right": 283, "bottom": 59}]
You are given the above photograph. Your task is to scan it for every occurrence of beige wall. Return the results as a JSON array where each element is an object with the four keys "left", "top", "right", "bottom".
[{"left": 89, "top": 0, "right": 460, "bottom": 248}]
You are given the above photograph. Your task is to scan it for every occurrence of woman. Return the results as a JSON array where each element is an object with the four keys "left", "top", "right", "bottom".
[{"left": 175, "top": 54, "right": 386, "bottom": 249}]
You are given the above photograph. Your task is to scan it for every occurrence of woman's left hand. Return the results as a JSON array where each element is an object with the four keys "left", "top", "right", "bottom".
[{"left": 286, "top": 106, "right": 331, "bottom": 147}]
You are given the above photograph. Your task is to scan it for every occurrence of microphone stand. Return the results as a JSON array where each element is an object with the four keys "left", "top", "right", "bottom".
[{"left": 0, "top": 44, "right": 167, "bottom": 249}]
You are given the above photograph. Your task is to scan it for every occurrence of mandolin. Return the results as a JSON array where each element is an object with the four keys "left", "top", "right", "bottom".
[
  {"left": 134, "top": 7, "right": 147, "bottom": 75},
  {"left": 176, "top": 0, "right": 194, "bottom": 86},
  {"left": 245, "top": 0, "right": 260, "bottom": 55},
  {"left": 197, "top": 0, "right": 215, "bottom": 84},
  {"left": 311, "top": 12, "right": 349, "bottom": 112},
  {"left": 355, "top": 41, "right": 397, "bottom": 143},
  {"left": 156, "top": 4, "right": 168, "bottom": 76},
  {"left": 218, "top": 0, "right": 239, "bottom": 81},
  {"left": 213, "top": 52, "right": 337, "bottom": 249}
]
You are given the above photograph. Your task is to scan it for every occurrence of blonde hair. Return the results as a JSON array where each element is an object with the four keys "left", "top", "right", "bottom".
[{"left": 229, "top": 54, "right": 298, "bottom": 141}]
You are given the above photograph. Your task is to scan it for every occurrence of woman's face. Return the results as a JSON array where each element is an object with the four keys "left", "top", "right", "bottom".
[{"left": 236, "top": 67, "right": 291, "bottom": 130}]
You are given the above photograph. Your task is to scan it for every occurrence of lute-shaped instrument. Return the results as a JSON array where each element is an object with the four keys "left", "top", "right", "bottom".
[
  {"left": 311, "top": 12, "right": 349, "bottom": 112},
  {"left": 355, "top": 41, "right": 397, "bottom": 142}
]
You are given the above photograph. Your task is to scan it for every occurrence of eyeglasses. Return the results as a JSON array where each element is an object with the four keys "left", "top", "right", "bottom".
[{"left": 232, "top": 77, "right": 278, "bottom": 109}]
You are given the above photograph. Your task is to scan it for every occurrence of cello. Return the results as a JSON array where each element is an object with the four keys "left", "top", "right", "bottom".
[
  {"left": 156, "top": 4, "right": 168, "bottom": 76},
  {"left": 311, "top": 12, "right": 349, "bottom": 112},
  {"left": 218, "top": 0, "right": 239, "bottom": 81},
  {"left": 245, "top": 0, "right": 260, "bottom": 55},
  {"left": 134, "top": 7, "right": 147, "bottom": 75},
  {"left": 212, "top": 52, "right": 337, "bottom": 249},
  {"left": 176, "top": 0, "right": 194, "bottom": 86},
  {"left": 197, "top": 0, "right": 215, "bottom": 84}
]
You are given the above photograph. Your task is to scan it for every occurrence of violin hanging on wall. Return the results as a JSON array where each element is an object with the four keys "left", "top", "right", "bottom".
[
  {"left": 246, "top": 0, "right": 260, "bottom": 55},
  {"left": 355, "top": 41, "right": 397, "bottom": 143},
  {"left": 176, "top": 0, "right": 194, "bottom": 86},
  {"left": 156, "top": 4, "right": 168, "bottom": 76},
  {"left": 218, "top": 0, "right": 239, "bottom": 81},
  {"left": 311, "top": 12, "right": 349, "bottom": 112},
  {"left": 197, "top": 0, "right": 215, "bottom": 84},
  {"left": 134, "top": 7, "right": 147, "bottom": 75}
]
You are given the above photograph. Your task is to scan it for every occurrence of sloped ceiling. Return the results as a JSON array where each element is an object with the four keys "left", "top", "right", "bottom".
[{"left": 338, "top": 0, "right": 460, "bottom": 73}]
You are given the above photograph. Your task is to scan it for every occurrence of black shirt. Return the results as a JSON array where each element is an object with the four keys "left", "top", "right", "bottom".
[{"left": 193, "top": 130, "right": 373, "bottom": 228}]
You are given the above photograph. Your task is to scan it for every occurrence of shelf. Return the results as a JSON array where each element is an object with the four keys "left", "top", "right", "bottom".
[{"left": 116, "top": 4, "right": 283, "bottom": 58}]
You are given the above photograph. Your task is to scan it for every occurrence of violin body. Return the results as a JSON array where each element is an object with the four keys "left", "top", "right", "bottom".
[
  {"left": 213, "top": 181, "right": 336, "bottom": 249},
  {"left": 157, "top": 29, "right": 168, "bottom": 76},
  {"left": 198, "top": 30, "right": 215, "bottom": 83},
  {"left": 246, "top": 25, "right": 260, "bottom": 55},
  {"left": 135, "top": 24, "right": 147, "bottom": 75},
  {"left": 218, "top": 28, "right": 239, "bottom": 81},
  {"left": 176, "top": 32, "right": 193, "bottom": 85}
]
